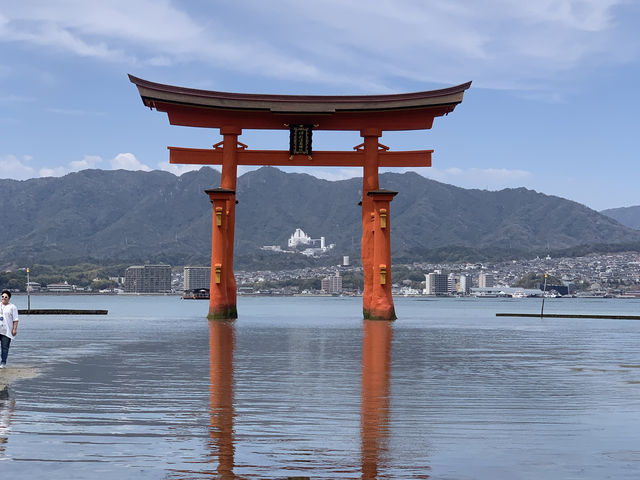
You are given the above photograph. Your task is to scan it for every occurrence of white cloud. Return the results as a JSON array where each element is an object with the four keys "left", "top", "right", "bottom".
[
  {"left": 146, "top": 55, "right": 172, "bottom": 67},
  {"left": 70, "top": 155, "right": 102, "bottom": 170},
  {"left": 1, "top": 153, "right": 161, "bottom": 180},
  {"left": 504, "top": 1, "right": 619, "bottom": 31},
  {"left": 0, "top": 152, "right": 531, "bottom": 193},
  {"left": 37, "top": 154, "right": 102, "bottom": 177},
  {"left": 159, "top": 162, "right": 203, "bottom": 176},
  {"left": 0, "top": 0, "right": 311, "bottom": 80},
  {"left": 0, "top": 154, "right": 37, "bottom": 180},
  {"left": 227, "top": 0, "right": 635, "bottom": 91},
  {"left": 0, "top": 12, "right": 7, "bottom": 35},
  {"left": 111, "top": 153, "right": 151, "bottom": 171},
  {"left": 1, "top": 0, "right": 635, "bottom": 93},
  {"left": 187, "top": 164, "right": 532, "bottom": 187},
  {"left": 39, "top": 165, "right": 70, "bottom": 177}
]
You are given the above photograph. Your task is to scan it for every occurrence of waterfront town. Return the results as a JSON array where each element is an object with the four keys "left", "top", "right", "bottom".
[
  {"left": 228, "top": 250, "right": 640, "bottom": 298},
  {"left": 12, "top": 250, "right": 640, "bottom": 298}
]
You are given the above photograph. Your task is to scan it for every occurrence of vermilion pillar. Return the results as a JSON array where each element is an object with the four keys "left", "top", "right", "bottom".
[
  {"left": 220, "top": 126, "right": 240, "bottom": 317},
  {"left": 361, "top": 129, "right": 381, "bottom": 318},
  {"left": 205, "top": 188, "right": 237, "bottom": 319},
  {"left": 209, "top": 321, "right": 235, "bottom": 476},
  {"left": 366, "top": 190, "right": 397, "bottom": 320},
  {"left": 361, "top": 320, "right": 392, "bottom": 478}
]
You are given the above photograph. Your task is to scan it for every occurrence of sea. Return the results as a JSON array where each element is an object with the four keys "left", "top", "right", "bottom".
[{"left": 1, "top": 294, "right": 639, "bottom": 479}]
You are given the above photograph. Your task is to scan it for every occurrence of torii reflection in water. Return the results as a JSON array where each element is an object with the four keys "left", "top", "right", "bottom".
[
  {"left": 205, "top": 320, "right": 428, "bottom": 478},
  {"left": 361, "top": 320, "right": 393, "bottom": 479},
  {"left": 208, "top": 321, "right": 235, "bottom": 478}
]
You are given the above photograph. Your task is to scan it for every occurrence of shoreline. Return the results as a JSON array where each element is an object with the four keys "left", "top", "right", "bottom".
[{"left": 9, "top": 292, "right": 639, "bottom": 299}]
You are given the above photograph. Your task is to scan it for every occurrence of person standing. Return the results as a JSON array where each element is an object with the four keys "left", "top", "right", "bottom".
[{"left": 0, "top": 291, "right": 18, "bottom": 368}]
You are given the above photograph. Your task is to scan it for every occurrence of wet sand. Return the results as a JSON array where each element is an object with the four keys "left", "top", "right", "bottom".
[{"left": 0, "top": 366, "right": 40, "bottom": 388}]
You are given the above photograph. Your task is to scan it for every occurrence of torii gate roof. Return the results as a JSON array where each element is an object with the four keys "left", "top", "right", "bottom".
[{"left": 129, "top": 75, "right": 471, "bottom": 131}]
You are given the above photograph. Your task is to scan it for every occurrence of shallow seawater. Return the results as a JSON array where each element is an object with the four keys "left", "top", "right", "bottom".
[{"left": 1, "top": 295, "right": 639, "bottom": 479}]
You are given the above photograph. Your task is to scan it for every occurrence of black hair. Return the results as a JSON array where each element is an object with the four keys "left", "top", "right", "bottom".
[{"left": 1, "top": 290, "right": 11, "bottom": 299}]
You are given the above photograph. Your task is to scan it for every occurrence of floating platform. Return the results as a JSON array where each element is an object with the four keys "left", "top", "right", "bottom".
[
  {"left": 497, "top": 313, "right": 640, "bottom": 320},
  {"left": 18, "top": 309, "right": 108, "bottom": 315}
]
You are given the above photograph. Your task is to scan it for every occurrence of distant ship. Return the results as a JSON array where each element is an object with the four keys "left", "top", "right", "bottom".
[{"left": 182, "top": 288, "right": 209, "bottom": 300}]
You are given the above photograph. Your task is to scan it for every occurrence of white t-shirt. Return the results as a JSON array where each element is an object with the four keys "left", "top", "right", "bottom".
[{"left": 0, "top": 303, "right": 18, "bottom": 339}]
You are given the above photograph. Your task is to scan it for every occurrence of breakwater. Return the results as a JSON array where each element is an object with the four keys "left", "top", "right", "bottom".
[
  {"left": 496, "top": 312, "right": 640, "bottom": 320},
  {"left": 18, "top": 309, "right": 108, "bottom": 315}
]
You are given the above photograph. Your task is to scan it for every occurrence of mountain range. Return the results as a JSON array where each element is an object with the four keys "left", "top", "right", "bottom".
[
  {"left": 600, "top": 206, "right": 640, "bottom": 231},
  {"left": 1, "top": 167, "right": 639, "bottom": 269}
]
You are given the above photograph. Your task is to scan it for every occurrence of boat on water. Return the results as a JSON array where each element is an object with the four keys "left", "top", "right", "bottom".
[{"left": 182, "top": 288, "right": 209, "bottom": 300}]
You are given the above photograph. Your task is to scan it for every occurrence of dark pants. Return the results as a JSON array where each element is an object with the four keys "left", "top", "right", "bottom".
[{"left": 0, "top": 335, "right": 11, "bottom": 364}]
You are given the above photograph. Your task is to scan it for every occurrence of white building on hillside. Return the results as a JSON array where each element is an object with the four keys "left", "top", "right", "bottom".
[
  {"left": 287, "top": 228, "right": 335, "bottom": 256},
  {"left": 288, "top": 228, "right": 312, "bottom": 248}
]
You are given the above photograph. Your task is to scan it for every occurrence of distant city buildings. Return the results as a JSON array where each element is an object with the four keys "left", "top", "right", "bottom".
[
  {"left": 26, "top": 281, "right": 41, "bottom": 292},
  {"left": 444, "top": 273, "right": 471, "bottom": 294},
  {"left": 478, "top": 272, "right": 495, "bottom": 288},
  {"left": 47, "top": 281, "right": 74, "bottom": 293},
  {"left": 459, "top": 274, "right": 470, "bottom": 294},
  {"left": 261, "top": 245, "right": 284, "bottom": 252},
  {"left": 15, "top": 251, "right": 640, "bottom": 297},
  {"left": 184, "top": 266, "right": 210, "bottom": 291},
  {"left": 23, "top": 280, "right": 91, "bottom": 293},
  {"left": 321, "top": 271, "right": 343, "bottom": 294},
  {"left": 448, "top": 273, "right": 457, "bottom": 294},
  {"left": 124, "top": 265, "right": 171, "bottom": 293},
  {"left": 424, "top": 271, "right": 449, "bottom": 295}
]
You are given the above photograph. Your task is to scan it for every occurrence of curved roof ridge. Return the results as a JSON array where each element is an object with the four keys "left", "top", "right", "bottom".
[{"left": 128, "top": 74, "right": 471, "bottom": 105}]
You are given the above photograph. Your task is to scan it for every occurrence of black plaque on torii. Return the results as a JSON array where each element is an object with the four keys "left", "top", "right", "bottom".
[{"left": 289, "top": 124, "right": 313, "bottom": 157}]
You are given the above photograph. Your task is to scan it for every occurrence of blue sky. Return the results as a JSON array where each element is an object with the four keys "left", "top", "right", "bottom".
[{"left": 1, "top": 0, "right": 639, "bottom": 211}]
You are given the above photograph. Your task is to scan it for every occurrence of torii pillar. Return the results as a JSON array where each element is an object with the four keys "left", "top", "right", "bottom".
[
  {"left": 204, "top": 126, "right": 241, "bottom": 319},
  {"left": 129, "top": 75, "right": 471, "bottom": 321},
  {"left": 205, "top": 187, "right": 236, "bottom": 319},
  {"left": 360, "top": 128, "right": 398, "bottom": 320},
  {"left": 365, "top": 189, "right": 398, "bottom": 320}
]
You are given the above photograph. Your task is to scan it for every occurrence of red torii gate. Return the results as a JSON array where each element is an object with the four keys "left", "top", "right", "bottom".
[{"left": 129, "top": 75, "right": 470, "bottom": 320}]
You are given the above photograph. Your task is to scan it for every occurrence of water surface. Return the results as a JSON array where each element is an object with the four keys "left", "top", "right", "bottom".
[{"left": 1, "top": 295, "right": 639, "bottom": 479}]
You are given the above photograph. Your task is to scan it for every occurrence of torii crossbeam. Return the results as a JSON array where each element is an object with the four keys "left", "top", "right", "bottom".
[{"left": 130, "top": 75, "right": 470, "bottom": 320}]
